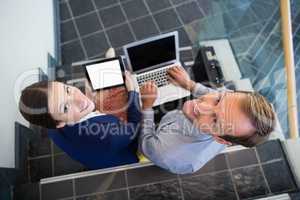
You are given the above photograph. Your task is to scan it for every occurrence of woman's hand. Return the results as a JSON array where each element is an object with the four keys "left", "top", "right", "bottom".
[
  {"left": 85, "top": 79, "right": 96, "bottom": 102},
  {"left": 167, "top": 66, "right": 196, "bottom": 91},
  {"left": 125, "top": 71, "right": 135, "bottom": 91},
  {"left": 140, "top": 81, "right": 157, "bottom": 110}
]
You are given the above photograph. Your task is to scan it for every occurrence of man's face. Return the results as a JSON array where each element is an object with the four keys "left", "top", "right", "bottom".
[
  {"left": 48, "top": 82, "right": 95, "bottom": 128},
  {"left": 182, "top": 92, "right": 255, "bottom": 143}
]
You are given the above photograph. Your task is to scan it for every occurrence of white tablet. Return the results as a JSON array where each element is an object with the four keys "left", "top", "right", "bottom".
[{"left": 85, "top": 57, "right": 126, "bottom": 90}]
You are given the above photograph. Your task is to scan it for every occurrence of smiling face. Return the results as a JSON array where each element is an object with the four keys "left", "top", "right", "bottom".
[
  {"left": 182, "top": 92, "right": 255, "bottom": 145},
  {"left": 48, "top": 82, "right": 95, "bottom": 128}
]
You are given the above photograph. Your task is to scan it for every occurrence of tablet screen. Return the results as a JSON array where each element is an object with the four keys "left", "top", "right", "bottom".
[{"left": 86, "top": 59, "right": 124, "bottom": 90}]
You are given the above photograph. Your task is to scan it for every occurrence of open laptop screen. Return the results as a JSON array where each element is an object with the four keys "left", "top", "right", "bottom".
[{"left": 126, "top": 35, "right": 176, "bottom": 72}]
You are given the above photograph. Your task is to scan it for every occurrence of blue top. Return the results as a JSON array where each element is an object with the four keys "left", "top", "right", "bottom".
[
  {"left": 48, "top": 91, "right": 142, "bottom": 170},
  {"left": 139, "top": 83, "right": 227, "bottom": 174}
]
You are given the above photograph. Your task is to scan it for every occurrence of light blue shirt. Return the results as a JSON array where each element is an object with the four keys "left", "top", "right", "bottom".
[{"left": 139, "top": 83, "right": 226, "bottom": 174}]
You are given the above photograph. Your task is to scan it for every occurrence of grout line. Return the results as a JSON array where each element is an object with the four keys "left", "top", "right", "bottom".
[
  {"left": 60, "top": 38, "right": 80, "bottom": 46},
  {"left": 254, "top": 148, "right": 272, "bottom": 194},
  {"left": 51, "top": 141, "right": 55, "bottom": 177},
  {"left": 27, "top": 152, "right": 66, "bottom": 161},
  {"left": 142, "top": 0, "right": 162, "bottom": 34},
  {"left": 177, "top": 174, "right": 185, "bottom": 200},
  {"left": 244, "top": 6, "right": 280, "bottom": 59},
  {"left": 180, "top": 168, "right": 229, "bottom": 181},
  {"left": 90, "top": 0, "right": 113, "bottom": 48},
  {"left": 126, "top": 178, "right": 178, "bottom": 190},
  {"left": 41, "top": 162, "right": 155, "bottom": 184},
  {"left": 168, "top": 0, "right": 185, "bottom": 29},
  {"left": 39, "top": 183, "right": 42, "bottom": 200},
  {"left": 118, "top": 0, "right": 137, "bottom": 41},
  {"left": 72, "top": 179, "right": 76, "bottom": 200},
  {"left": 27, "top": 154, "right": 53, "bottom": 160},
  {"left": 194, "top": 0, "right": 207, "bottom": 17},
  {"left": 60, "top": 10, "right": 98, "bottom": 24},
  {"left": 225, "top": 153, "right": 240, "bottom": 200},
  {"left": 65, "top": 0, "right": 89, "bottom": 60},
  {"left": 124, "top": 170, "right": 130, "bottom": 200},
  {"left": 63, "top": 29, "right": 104, "bottom": 44},
  {"left": 73, "top": 187, "right": 128, "bottom": 199}
]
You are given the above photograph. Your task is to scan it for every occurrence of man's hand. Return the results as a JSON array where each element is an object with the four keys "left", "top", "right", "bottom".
[
  {"left": 140, "top": 81, "right": 157, "bottom": 110},
  {"left": 167, "top": 66, "right": 196, "bottom": 91}
]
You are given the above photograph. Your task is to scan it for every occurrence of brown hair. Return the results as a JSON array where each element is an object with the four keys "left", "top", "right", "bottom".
[
  {"left": 220, "top": 91, "right": 275, "bottom": 147},
  {"left": 19, "top": 81, "right": 58, "bottom": 129}
]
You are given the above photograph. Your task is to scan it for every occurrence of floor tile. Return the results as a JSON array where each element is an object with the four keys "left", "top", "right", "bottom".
[
  {"left": 82, "top": 31, "right": 109, "bottom": 58},
  {"left": 61, "top": 40, "right": 86, "bottom": 64},
  {"left": 93, "top": 0, "right": 118, "bottom": 9},
  {"left": 127, "top": 165, "right": 177, "bottom": 187},
  {"left": 181, "top": 153, "right": 228, "bottom": 178},
  {"left": 106, "top": 23, "right": 135, "bottom": 48},
  {"left": 196, "top": 0, "right": 213, "bottom": 15},
  {"left": 153, "top": 8, "right": 182, "bottom": 32},
  {"left": 145, "top": 0, "right": 172, "bottom": 13},
  {"left": 54, "top": 153, "right": 85, "bottom": 176},
  {"left": 41, "top": 180, "right": 73, "bottom": 200},
  {"left": 290, "top": 192, "right": 300, "bottom": 200},
  {"left": 256, "top": 140, "right": 285, "bottom": 163},
  {"left": 75, "top": 171, "right": 126, "bottom": 195},
  {"left": 232, "top": 166, "right": 269, "bottom": 199},
  {"left": 99, "top": 5, "right": 126, "bottom": 28},
  {"left": 262, "top": 160, "right": 297, "bottom": 193},
  {"left": 122, "top": 0, "right": 149, "bottom": 20},
  {"left": 14, "top": 183, "right": 40, "bottom": 200},
  {"left": 129, "top": 180, "right": 182, "bottom": 200},
  {"left": 59, "top": 2, "right": 71, "bottom": 21},
  {"left": 69, "top": 0, "right": 95, "bottom": 17},
  {"left": 60, "top": 21, "right": 78, "bottom": 43},
  {"left": 176, "top": 1, "right": 204, "bottom": 24},
  {"left": 52, "top": 140, "right": 64, "bottom": 154},
  {"left": 28, "top": 131, "right": 51, "bottom": 158},
  {"left": 76, "top": 189, "right": 128, "bottom": 200},
  {"left": 181, "top": 171, "right": 237, "bottom": 200},
  {"left": 75, "top": 12, "right": 102, "bottom": 36},
  {"left": 172, "top": 26, "right": 192, "bottom": 47},
  {"left": 227, "top": 149, "right": 258, "bottom": 169},
  {"left": 170, "top": 0, "right": 186, "bottom": 5},
  {"left": 29, "top": 157, "right": 52, "bottom": 182},
  {"left": 180, "top": 49, "right": 194, "bottom": 62},
  {"left": 130, "top": 16, "right": 159, "bottom": 40}
]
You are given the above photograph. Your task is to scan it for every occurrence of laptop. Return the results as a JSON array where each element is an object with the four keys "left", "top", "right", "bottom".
[{"left": 123, "top": 31, "right": 191, "bottom": 106}]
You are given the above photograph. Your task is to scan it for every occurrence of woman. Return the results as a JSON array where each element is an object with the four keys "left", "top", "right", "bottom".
[{"left": 19, "top": 72, "right": 157, "bottom": 169}]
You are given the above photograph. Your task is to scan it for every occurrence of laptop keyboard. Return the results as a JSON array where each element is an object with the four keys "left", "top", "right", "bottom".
[{"left": 137, "top": 68, "right": 169, "bottom": 87}]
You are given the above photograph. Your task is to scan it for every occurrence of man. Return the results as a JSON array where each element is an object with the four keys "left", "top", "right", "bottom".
[{"left": 139, "top": 66, "right": 275, "bottom": 174}]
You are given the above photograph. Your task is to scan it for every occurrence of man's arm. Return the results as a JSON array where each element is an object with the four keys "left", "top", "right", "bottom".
[
  {"left": 167, "top": 66, "right": 230, "bottom": 97},
  {"left": 139, "top": 109, "right": 195, "bottom": 174}
]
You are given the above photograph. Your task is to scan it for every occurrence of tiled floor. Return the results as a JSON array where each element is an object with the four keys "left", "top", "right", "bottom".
[
  {"left": 38, "top": 140, "right": 297, "bottom": 200},
  {"left": 58, "top": 0, "right": 200, "bottom": 63},
  {"left": 8, "top": 0, "right": 300, "bottom": 199}
]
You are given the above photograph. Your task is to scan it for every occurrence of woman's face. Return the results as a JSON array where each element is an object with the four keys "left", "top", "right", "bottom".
[{"left": 48, "top": 82, "right": 95, "bottom": 128}]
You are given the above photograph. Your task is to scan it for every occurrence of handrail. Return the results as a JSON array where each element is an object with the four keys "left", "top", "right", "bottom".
[{"left": 280, "top": 0, "right": 299, "bottom": 139}]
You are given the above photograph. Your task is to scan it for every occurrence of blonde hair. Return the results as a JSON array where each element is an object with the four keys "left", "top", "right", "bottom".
[{"left": 220, "top": 91, "right": 275, "bottom": 147}]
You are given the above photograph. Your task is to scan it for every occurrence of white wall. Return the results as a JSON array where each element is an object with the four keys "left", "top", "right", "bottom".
[{"left": 0, "top": 0, "right": 55, "bottom": 168}]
